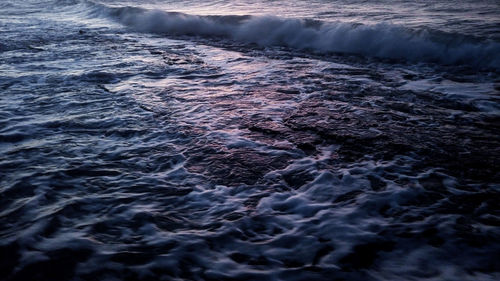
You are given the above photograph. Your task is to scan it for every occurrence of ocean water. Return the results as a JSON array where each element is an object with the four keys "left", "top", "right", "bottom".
[{"left": 1, "top": 0, "right": 499, "bottom": 280}]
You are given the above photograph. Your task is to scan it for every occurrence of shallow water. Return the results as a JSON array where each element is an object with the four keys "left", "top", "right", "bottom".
[{"left": 1, "top": 0, "right": 499, "bottom": 280}]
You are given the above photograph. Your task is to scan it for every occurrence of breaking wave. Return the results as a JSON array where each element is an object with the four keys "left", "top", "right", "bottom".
[{"left": 89, "top": 3, "right": 500, "bottom": 69}]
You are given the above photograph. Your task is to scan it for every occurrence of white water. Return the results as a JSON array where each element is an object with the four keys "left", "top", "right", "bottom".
[{"left": 1, "top": 0, "right": 499, "bottom": 280}]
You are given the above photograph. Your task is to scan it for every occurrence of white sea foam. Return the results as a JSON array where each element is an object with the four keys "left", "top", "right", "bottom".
[
  {"left": 95, "top": 4, "right": 500, "bottom": 69},
  {"left": 2, "top": 1, "right": 499, "bottom": 280}
]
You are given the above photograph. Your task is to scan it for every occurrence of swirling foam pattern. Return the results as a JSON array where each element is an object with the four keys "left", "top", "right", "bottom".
[{"left": 1, "top": 0, "right": 499, "bottom": 280}]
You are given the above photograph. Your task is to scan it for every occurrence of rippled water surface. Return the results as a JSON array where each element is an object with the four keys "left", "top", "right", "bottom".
[{"left": 1, "top": 0, "right": 499, "bottom": 280}]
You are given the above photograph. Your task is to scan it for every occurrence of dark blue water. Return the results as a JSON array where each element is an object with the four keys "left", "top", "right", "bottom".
[{"left": 1, "top": 0, "right": 499, "bottom": 280}]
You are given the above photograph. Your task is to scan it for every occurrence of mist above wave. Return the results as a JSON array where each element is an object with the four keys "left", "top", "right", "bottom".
[{"left": 94, "top": 4, "right": 500, "bottom": 70}]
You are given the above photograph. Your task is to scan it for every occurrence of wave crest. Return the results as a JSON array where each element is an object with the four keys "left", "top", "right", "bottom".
[{"left": 96, "top": 4, "right": 500, "bottom": 69}]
